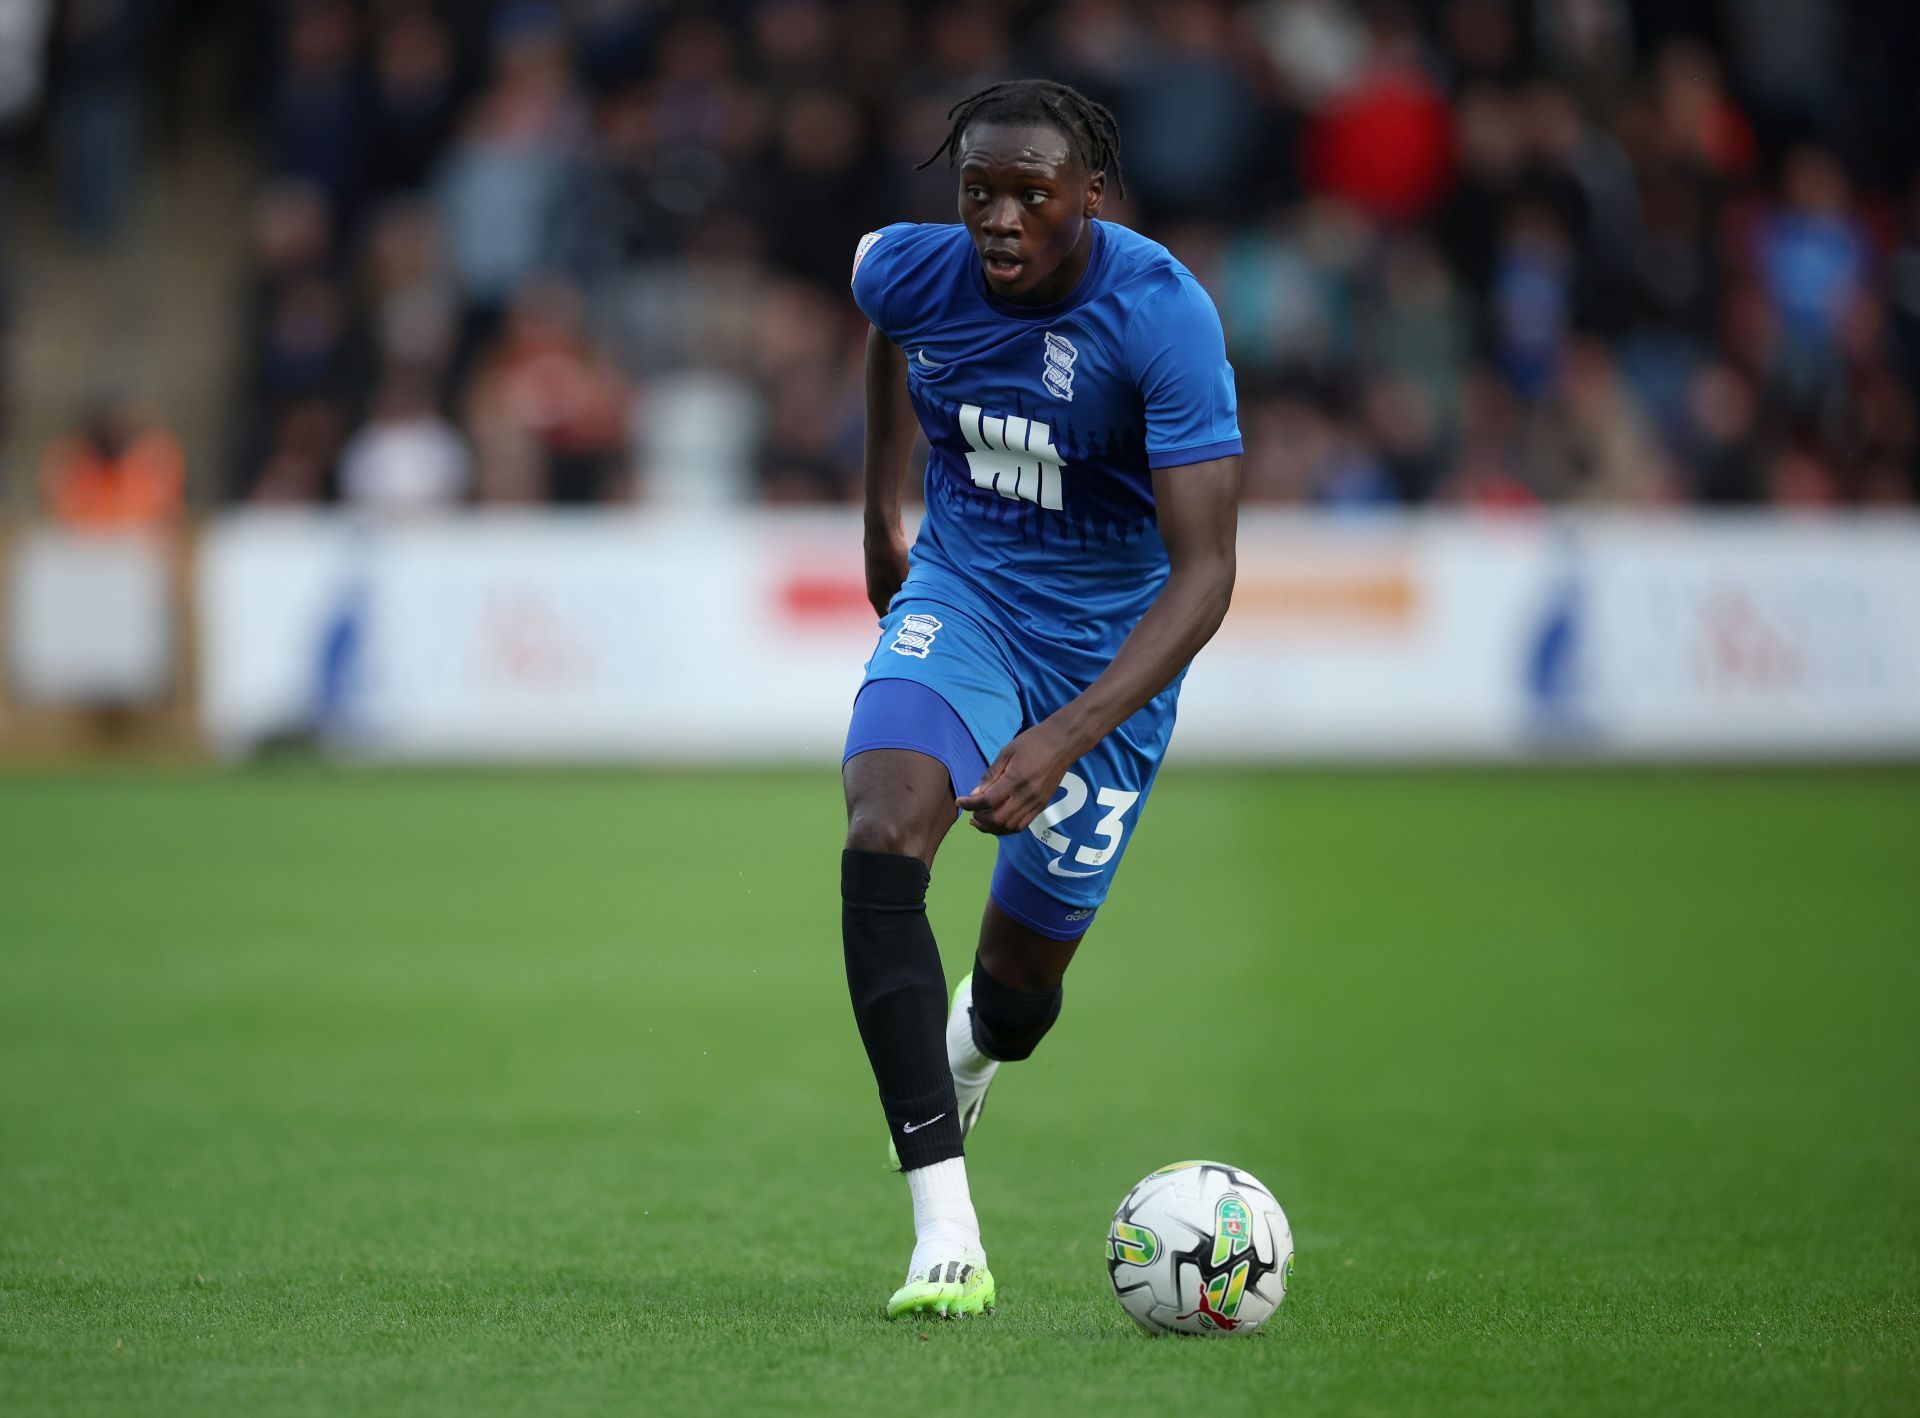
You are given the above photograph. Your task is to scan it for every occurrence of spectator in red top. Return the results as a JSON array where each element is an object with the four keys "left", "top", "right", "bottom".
[{"left": 1304, "top": 3, "right": 1453, "bottom": 224}]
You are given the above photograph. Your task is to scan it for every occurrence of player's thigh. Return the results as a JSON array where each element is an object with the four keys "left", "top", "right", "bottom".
[
  {"left": 975, "top": 899, "right": 1083, "bottom": 993},
  {"left": 842, "top": 747, "right": 961, "bottom": 864}
]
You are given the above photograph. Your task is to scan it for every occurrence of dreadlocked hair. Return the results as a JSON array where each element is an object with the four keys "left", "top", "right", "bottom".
[{"left": 916, "top": 79, "right": 1125, "bottom": 198}]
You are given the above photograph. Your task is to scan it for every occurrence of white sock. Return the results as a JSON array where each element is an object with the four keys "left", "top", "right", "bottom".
[
  {"left": 905, "top": 1157, "right": 983, "bottom": 1277},
  {"left": 948, "top": 985, "right": 998, "bottom": 1092}
]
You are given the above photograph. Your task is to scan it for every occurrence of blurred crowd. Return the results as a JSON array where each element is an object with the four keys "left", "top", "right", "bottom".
[{"left": 15, "top": 0, "right": 1920, "bottom": 517}]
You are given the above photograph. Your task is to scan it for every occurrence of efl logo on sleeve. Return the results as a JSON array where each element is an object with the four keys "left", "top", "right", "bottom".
[{"left": 850, "top": 230, "right": 883, "bottom": 286}]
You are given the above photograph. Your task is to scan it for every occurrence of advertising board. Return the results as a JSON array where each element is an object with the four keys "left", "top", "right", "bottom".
[{"left": 196, "top": 511, "right": 1920, "bottom": 761}]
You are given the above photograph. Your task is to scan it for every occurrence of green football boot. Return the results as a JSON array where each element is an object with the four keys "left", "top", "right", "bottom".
[{"left": 886, "top": 1254, "right": 996, "bottom": 1320}]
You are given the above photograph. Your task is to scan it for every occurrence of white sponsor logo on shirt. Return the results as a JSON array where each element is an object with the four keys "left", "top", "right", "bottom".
[{"left": 957, "top": 403, "right": 1067, "bottom": 511}]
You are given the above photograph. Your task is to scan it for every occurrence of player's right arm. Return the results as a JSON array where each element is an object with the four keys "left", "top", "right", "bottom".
[{"left": 861, "top": 325, "right": 916, "bottom": 616}]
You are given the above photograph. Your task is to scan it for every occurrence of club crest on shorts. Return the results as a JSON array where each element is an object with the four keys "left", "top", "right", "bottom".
[
  {"left": 889, "top": 613, "right": 942, "bottom": 659},
  {"left": 1042, "top": 331, "right": 1077, "bottom": 401}
]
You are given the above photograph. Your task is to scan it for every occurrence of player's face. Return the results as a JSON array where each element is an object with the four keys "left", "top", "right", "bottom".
[{"left": 956, "top": 121, "right": 1106, "bottom": 306}]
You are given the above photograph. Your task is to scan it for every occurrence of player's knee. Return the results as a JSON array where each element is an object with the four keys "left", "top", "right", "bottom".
[
  {"left": 843, "top": 805, "right": 931, "bottom": 860},
  {"left": 844, "top": 748, "right": 955, "bottom": 861},
  {"left": 969, "top": 960, "right": 1063, "bottom": 1062}
]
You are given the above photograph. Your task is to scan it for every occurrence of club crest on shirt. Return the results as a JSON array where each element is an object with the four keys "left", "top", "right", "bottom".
[{"left": 1042, "top": 331, "right": 1078, "bottom": 401}]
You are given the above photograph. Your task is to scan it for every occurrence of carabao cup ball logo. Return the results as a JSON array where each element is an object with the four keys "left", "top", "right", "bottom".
[
  {"left": 1175, "top": 1193, "right": 1257, "bottom": 1332},
  {"left": 1041, "top": 331, "right": 1077, "bottom": 401},
  {"left": 1210, "top": 1195, "right": 1254, "bottom": 1266}
]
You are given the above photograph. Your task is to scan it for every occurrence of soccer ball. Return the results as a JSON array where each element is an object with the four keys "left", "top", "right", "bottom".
[{"left": 1106, "top": 1160, "right": 1293, "bottom": 1336}]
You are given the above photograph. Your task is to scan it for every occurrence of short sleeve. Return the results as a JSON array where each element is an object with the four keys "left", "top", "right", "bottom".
[
  {"left": 1125, "top": 275, "right": 1243, "bottom": 470},
  {"left": 850, "top": 223, "right": 916, "bottom": 337}
]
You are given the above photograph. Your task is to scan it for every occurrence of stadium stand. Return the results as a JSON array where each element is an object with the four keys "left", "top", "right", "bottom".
[{"left": 2, "top": 0, "right": 1918, "bottom": 515}]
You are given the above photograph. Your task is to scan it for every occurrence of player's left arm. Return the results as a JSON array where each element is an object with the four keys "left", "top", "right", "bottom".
[{"left": 958, "top": 455, "right": 1240, "bottom": 835}]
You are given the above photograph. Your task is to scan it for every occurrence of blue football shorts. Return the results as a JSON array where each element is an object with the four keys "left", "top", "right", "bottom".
[{"left": 843, "top": 595, "right": 1178, "bottom": 940}]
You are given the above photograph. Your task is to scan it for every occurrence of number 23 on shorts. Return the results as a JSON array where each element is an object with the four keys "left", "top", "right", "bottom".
[{"left": 1028, "top": 771, "right": 1141, "bottom": 876}]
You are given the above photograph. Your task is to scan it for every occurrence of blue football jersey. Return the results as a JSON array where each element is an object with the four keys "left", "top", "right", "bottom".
[{"left": 851, "top": 220, "right": 1241, "bottom": 673}]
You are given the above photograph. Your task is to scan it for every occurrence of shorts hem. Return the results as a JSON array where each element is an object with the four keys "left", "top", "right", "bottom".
[{"left": 989, "top": 857, "right": 1098, "bottom": 940}]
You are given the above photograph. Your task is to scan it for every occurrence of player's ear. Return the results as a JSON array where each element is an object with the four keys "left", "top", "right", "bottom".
[{"left": 1084, "top": 170, "right": 1106, "bottom": 219}]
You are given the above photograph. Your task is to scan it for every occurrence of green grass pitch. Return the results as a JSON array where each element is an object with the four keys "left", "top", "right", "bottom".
[{"left": 2, "top": 765, "right": 1916, "bottom": 1415}]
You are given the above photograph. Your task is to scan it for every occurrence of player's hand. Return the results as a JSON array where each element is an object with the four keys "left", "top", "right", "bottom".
[
  {"left": 863, "top": 524, "right": 912, "bottom": 617},
  {"left": 957, "top": 726, "right": 1077, "bottom": 836}
]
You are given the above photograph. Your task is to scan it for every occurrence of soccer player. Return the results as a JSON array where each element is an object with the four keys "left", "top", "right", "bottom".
[{"left": 840, "top": 80, "right": 1241, "bottom": 1319}]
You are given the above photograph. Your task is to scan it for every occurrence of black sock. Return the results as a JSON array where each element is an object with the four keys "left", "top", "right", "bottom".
[
  {"left": 970, "top": 960, "right": 1063, "bottom": 1062},
  {"left": 842, "top": 850, "right": 963, "bottom": 1170}
]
